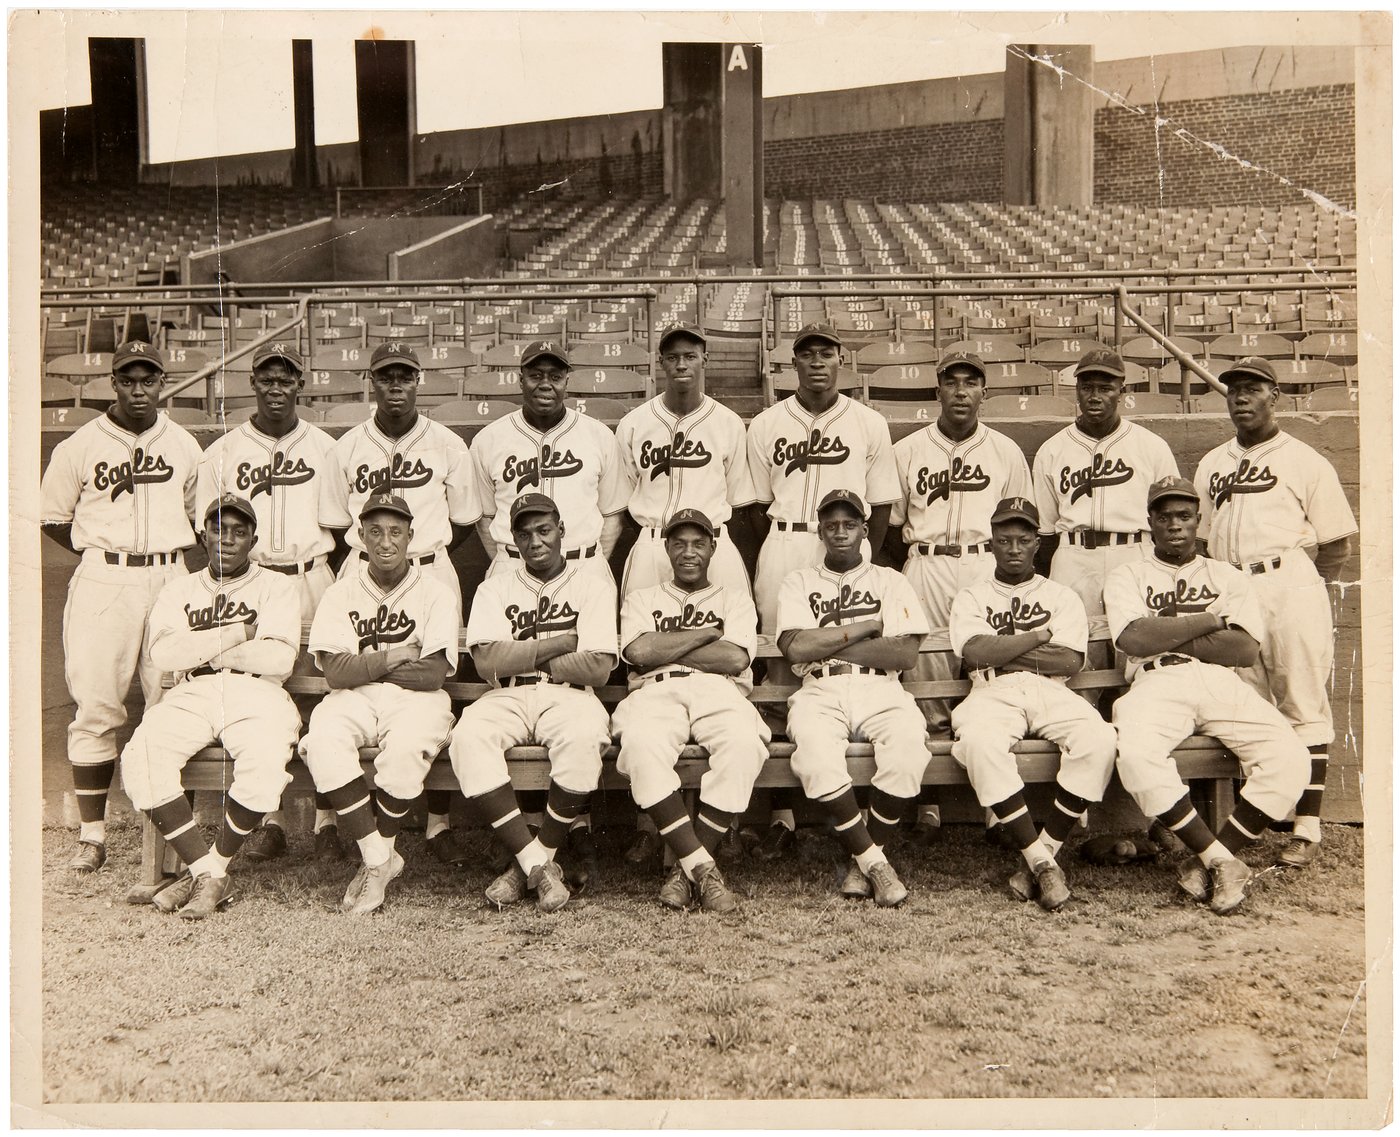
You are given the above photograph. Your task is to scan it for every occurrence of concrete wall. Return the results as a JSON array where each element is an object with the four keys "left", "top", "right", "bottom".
[
  {"left": 328, "top": 216, "right": 460, "bottom": 280},
  {"left": 184, "top": 217, "right": 335, "bottom": 284},
  {"left": 389, "top": 214, "right": 498, "bottom": 280}
]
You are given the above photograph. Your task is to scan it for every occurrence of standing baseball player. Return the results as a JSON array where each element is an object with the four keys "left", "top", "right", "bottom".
[
  {"left": 121, "top": 494, "right": 302, "bottom": 919},
  {"left": 298, "top": 493, "right": 459, "bottom": 916},
  {"left": 777, "top": 489, "right": 930, "bottom": 908},
  {"left": 198, "top": 341, "right": 343, "bottom": 862},
  {"left": 40, "top": 340, "right": 201, "bottom": 873},
  {"left": 611, "top": 508, "right": 769, "bottom": 912},
  {"left": 1104, "top": 477, "right": 1310, "bottom": 915},
  {"left": 948, "top": 496, "right": 1117, "bottom": 911},
  {"left": 746, "top": 323, "right": 901, "bottom": 857},
  {"left": 1193, "top": 357, "right": 1357, "bottom": 868},
  {"left": 447, "top": 494, "right": 617, "bottom": 914}
]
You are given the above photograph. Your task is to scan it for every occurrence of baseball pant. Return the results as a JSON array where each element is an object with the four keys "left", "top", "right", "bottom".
[
  {"left": 621, "top": 528, "right": 751, "bottom": 598},
  {"left": 63, "top": 549, "right": 186, "bottom": 767},
  {"left": 449, "top": 684, "right": 609, "bottom": 797},
  {"left": 786, "top": 674, "right": 930, "bottom": 800},
  {"left": 1238, "top": 549, "right": 1335, "bottom": 747},
  {"left": 611, "top": 673, "right": 770, "bottom": 812},
  {"left": 755, "top": 529, "right": 873, "bottom": 633},
  {"left": 121, "top": 674, "right": 300, "bottom": 813},
  {"left": 299, "top": 683, "right": 455, "bottom": 802},
  {"left": 903, "top": 549, "right": 998, "bottom": 735},
  {"left": 487, "top": 547, "right": 614, "bottom": 587},
  {"left": 1050, "top": 541, "right": 1151, "bottom": 647},
  {"left": 950, "top": 671, "right": 1117, "bottom": 807},
  {"left": 269, "top": 556, "right": 334, "bottom": 623},
  {"left": 341, "top": 549, "right": 462, "bottom": 625},
  {"left": 1112, "top": 659, "right": 1310, "bottom": 820}
]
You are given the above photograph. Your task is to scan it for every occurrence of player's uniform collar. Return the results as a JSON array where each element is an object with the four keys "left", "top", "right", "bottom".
[
  {"left": 783, "top": 392, "right": 848, "bottom": 424},
  {"left": 931, "top": 420, "right": 987, "bottom": 448},
  {"left": 510, "top": 406, "right": 577, "bottom": 439},
  {"left": 97, "top": 409, "right": 169, "bottom": 443},
  {"left": 1068, "top": 418, "right": 1130, "bottom": 448},
  {"left": 653, "top": 393, "right": 714, "bottom": 427},
  {"left": 245, "top": 416, "right": 307, "bottom": 445},
  {"left": 357, "top": 559, "right": 421, "bottom": 602},
  {"left": 365, "top": 413, "right": 428, "bottom": 448}
]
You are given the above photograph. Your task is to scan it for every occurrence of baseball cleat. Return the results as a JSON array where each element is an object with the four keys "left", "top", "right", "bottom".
[
  {"left": 1176, "top": 856, "right": 1211, "bottom": 903},
  {"left": 346, "top": 851, "right": 404, "bottom": 916},
  {"left": 126, "top": 875, "right": 178, "bottom": 905},
  {"left": 313, "top": 825, "right": 347, "bottom": 862},
  {"left": 1208, "top": 858, "right": 1252, "bottom": 915},
  {"left": 340, "top": 864, "right": 370, "bottom": 912},
  {"left": 485, "top": 862, "right": 527, "bottom": 909},
  {"left": 866, "top": 861, "right": 908, "bottom": 908},
  {"left": 715, "top": 826, "right": 746, "bottom": 864},
  {"left": 178, "top": 873, "right": 234, "bottom": 920},
  {"left": 562, "top": 828, "right": 598, "bottom": 894},
  {"left": 657, "top": 865, "right": 694, "bottom": 910},
  {"left": 693, "top": 862, "right": 739, "bottom": 914},
  {"left": 68, "top": 840, "right": 107, "bottom": 874},
  {"left": 152, "top": 872, "right": 196, "bottom": 913},
  {"left": 754, "top": 823, "right": 795, "bottom": 862},
  {"left": 426, "top": 830, "right": 469, "bottom": 867},
  {"left": 528, "top": 860, "right": 571, "bottom": 914},
  {"left": 1033, "top": 861, "right": 1071, "bottom": 911},
  {"left": 909, "top": 820, "right": 942, "bottom": 849},
  {"left": 624, "top": 828, "right": 662, "bottom": 866},
  {"left": 240, "top": 824, "right": 287, "bottom": 863},
  {"left": 1008, "top": 868, "right": 1035, "bottom": 902},
  {"left": 840, "top": 858, "right": 873, "bottom": 899},
  {"left": 1277, "top": 837, "right": 1320, "bottom": 869}
]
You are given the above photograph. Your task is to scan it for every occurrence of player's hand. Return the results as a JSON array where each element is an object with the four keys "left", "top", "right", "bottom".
[
  {"left": 552, "top": 632, "right": 579, "bottom": 654},
  {"left": 383, "top": 646, "right": 420, "bottom": 668},
  {"left": 243, "top": 620, "right": 259, "bottom": 641}
]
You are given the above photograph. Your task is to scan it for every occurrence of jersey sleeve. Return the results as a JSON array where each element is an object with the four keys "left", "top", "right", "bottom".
[
  {"left": 1218, "top": 564, "right": 1268, "bottom": 644},
  {"left": 745, "top": 420, "right": 775, "bottom": 505},
  {"left": 1301, "top": 451, "right": 1359, "bottom": 544},
  {"left": 469, "top": 434, "right": 498, "bottom": 521},
  {"left": 882, "top": 570, "right": 930, "bottom": 637},
  {"left": 863, "top": 411, "right": 901, "bottom": 506},
  {"left": 888, "top": 439, "right": 912, "bottom": 527},
  {"left": 618, "top": 588, "right": 653, "bottom": 660},
  {"left": 39, "top": 437, "right": 82, "bottom": 525},
  {"left": 775, "top": 570, "right": 815, "bottom": 635},
  {"left": 1003, "top": 440, "right": 1034, "bottom": 500},
  {"left": 307, "top": 582, "right": 357, "bottom": 657},
  {"left": 723, "top": 417, "right": 760, "bottom": 508},
  {"left": 1047, "top": 585, "right": 1090, "bottom": 656},
  {"left": 179, "top": 431, "right": 200, "bottom": 524},
  {"left": 444, "top": 433, "right": 483, "bottom": 527},
  {"left": 258, "top": 573, "right": 304, "bottom": 654},
  {"left": 1030, "top": 442, "right": 1062, "bottom": 535},
  {"left": 947, "top": 586, "right": 994, "bottom": 656},
  {"left": 596, "top": 427, "right": 633, "bottom": 516},
  {"left": 144, "top": 577, "right": 189, "bottom": 655},
  {"left": 195, "top": 444, "right": 222, "bottom": 518},
  {"left": 419, "top": 579, "right": 461, "bottom": 667},
  {"left": 465, "top": 578, "right": 514, "bottom": 648},
  {"left": 1103, "top": 563, "right": 1148, "bottom": 642},
  {"left": 615, "top": 415, "right": 643, "bottom": 501},
  {"left": 577, "top": 574, "right": 619, "bottom": 657},
  {"left": 319, "top": 437, "right": 353, "bottom": 529},
  {"left": 722, "top": 586, "right": 760, "bottom": 660}
]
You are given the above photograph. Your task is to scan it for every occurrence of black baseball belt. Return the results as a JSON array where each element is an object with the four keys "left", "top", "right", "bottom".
[
  {"left": 506, "top": 544, "right": 598, "bottom": 560},
  {"left": 1234, "top": 555, "right": 1284, "bottom": 575},
  {"left": 772, "top": 520, "right": 815, "bottom": 533},
  {"left": 914, "top": 541, "right": 992, "bottom": 557},
  {"left": 644, "top": 669, "right": 699, "bottom": 685},
  {"left": 188, "top": 665, "right": 253, "bottom": 679},
  {"left": 1066, "top": 530, "right": 1144, "bottom": 549},
  {"left": 263, "top": 557, "right": 323, "bottom": 575},
  {"left": 501, "top": 675, "right": 586, "bottom": 692},
  {"left": 360, "top": 551, "right": 436, "bottom": 565},
  {"left": 808, "top": 664, "right": 897, "bottom": 679},
  {"left": 103, "top": 550, "right": 181, "bottom": 566},
  {"left": 1141, "top": 654, "right": 1193, "bottom": 673}
]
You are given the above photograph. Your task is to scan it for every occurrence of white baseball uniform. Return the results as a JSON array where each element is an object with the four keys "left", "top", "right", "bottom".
[
  {"left": 892, "top": 421, "right": 1034, "bottom": 732},
  {"left": 611, "top": 581, "right": 770, "bottom": 813},
  {"left": 747, "top": 394, "right": 900, "bottom": 631},
  {"left": 1104, "top": 552, "right": 1310, "bottom": 821},
  {"left": 198, "top": 417, "right": 337, "bottom": 620},
  {"left": 40, "top": 411, "right": 202, "bottom": 767},
  {"left": 1194, "top": 431, "right": 1357, "bottom": 746},
  {"left": 121, "top": 564, "right": 302, "bottom": 814},
  {"left": 449, "top": 564, "right": 617, "bottom": 797},
  {"left": 1032, "top": 420, "right": 1179, "bottom": 630},
  {"left": 616, "top": 395, "right": 758, "bottom": 596},
  {"left": 777, "top": 561, "right": 930, "bottom": 800},
  {"left": 299, "top": 563, "right": 459, "bottom": 802},
  {"left": 948, "top": 573, "right": 1116, "bottom": 808},
  {"left": 471, "top": 407, "right": 631, "bottom": 579}
]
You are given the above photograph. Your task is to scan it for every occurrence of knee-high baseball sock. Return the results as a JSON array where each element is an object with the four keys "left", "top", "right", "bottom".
[
  {"left": 147, "top": 796, "right": 210, "bottom": 869},
  {"left": 866, "top": 788, "right": 910, "bottom": 852},
  {"left": 374, "top": 789, "right": 415, "bottom": 843},
  {"left": 1157, "top": 793, "right": 1232, "bottom": 866},
  {"left": 646, "top": 792, "right": 711, "bottom": 877},
  {"left": 322, "top": 778, "right": 378, "bottom": 843},
  {"left": 1041, "top": 787, "right": 1092, "bottom": 857},
  {"left": 990, "top": 791, "right": 1047, "bottom": 868},
  {"left": 425, "top": 788, "right": 453, "bottom": 838},
  {"left": 211, "top": 796, "right": 264, "bottom": 872},
  {"left": 916, "top": 784, "right": 942, "bottom": 826},
  {"left": 1292, "top": 745, "right": 1329, "bottom": 843},
  {"left": 537, "top": 782, "right": 592, "bottom": 856},
  {"left": 815, "top": 785, "right": 882, "bottom": 869},
  {"left": 468, "top": 783, "right": 547, "bottom": 874},
  {"left": 694, "top": 802, "right": 736, "bottom": 858},
  {"left": 1218, "top": 795, "right": 1276, "bottom": 856},
  {"left": 73, "top": 761, "right": 116, "bottom": 842},
  {"left": 313, "top": 792, "right": 336, "bottom": 832}
]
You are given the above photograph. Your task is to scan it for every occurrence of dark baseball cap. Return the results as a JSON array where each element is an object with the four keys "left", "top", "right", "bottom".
[
  {"left": 1218, "top": 356, "right": 1280, "bottom": 386},
  {"left": 661, "top": 507, "right": 716, "bottom": 538},
  {"left": 989, "top": 496, "right": 1040, "bottom": 527},
  {"left": 359, "top": 492, "right": 414, "bottom": 522},
  {"left": 509, "top": 492, "right": 560, "bottom": 526},
  {"left": 520, "top": 340, "right": 571, "bottom": 370},
  {"left": 252, "top": 341, "right": 305, "bottom": 372},
  {"left": 658, "top": 323, "right": 707, "bottom": 353},
  {"left": 937, "top": 349, "right": 987, "bottom": 380},
  {"left": 1147, "top": 476, "right": 1200, "bottom": 509},
  {"left": 112, "top": 341, "right": 166, "bottom": 375},
  {"left": 203, "top": 493, "right": 257, "bottom": 528},
  {"left": 816, "top": 488, "right": 868, "bottom": 519},
  {"left": 793, "top": 323, "right": 843, "bottom": 351},
  {"left": 369, "top": 342, "right": 421, "bottom": 372},
  {"left": 1074, "top": 348, "right": 1127, "bottom": 381}
]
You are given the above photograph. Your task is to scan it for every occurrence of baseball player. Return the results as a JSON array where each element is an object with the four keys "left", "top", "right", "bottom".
[
  {"left": 1104, "top": 477, "right": 1310, "bottom": 915},
  {"left": 320, "top": 341, "right": 480, "bottom": 864},
  {"left": 746, "top": 323, "right": 901, "bottom": 857},
  {"left": 447, "top": 494, "right": 618, "bottom": 914},
  {"left": 40, "top": 340, "right": 201, "bottom": 873},
  {"left": 1193, "top": 357, "right": 1357, "bottom": 868},
  {"left": 776, "top": 489, "right": 930, "bottom": 908},
  {"left": 198, "top": 341, "right": 343, "bottom": 862},
  {"left": 611, "top": 508, "right": 769, "bottom": 912},
  {"left": 298, "top": 493, "right": 460, "bottom": 916},
  {"left": 948, "top": 496, "right": 1117, "bottom": 911},
  {"left": 120, "top": 494, "right": 302, "bottom": 919}
]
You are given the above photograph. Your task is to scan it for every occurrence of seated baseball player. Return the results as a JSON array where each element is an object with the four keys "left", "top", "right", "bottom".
[
  {"left": 448, "top": 493, "right": 617, "bottom": 914},
  {"left": 120, "top": 494, "right": 302, "bottom": 919},
  {"left": 1104, "top": 477, "right": 1310, "bottom": 915},
  {"left": 948, "top": 496, "right": 1118, "bottom": 912},
  {"left": 610, "top": 508, "right": 770, "bottom": 913},
  {"left": 776, "top": 489, "right": 931, "bottom": 908},
  {"left": 298, "top": 492, "right": 459, "bottom": 917}
]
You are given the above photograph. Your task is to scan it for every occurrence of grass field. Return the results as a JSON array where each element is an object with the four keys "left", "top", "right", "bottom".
[{"left": 39, "top": 819, "right": 1366, "bottom": 1104}]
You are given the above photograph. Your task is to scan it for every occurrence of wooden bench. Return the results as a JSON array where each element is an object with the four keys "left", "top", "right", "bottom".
[{"left": 140, "top": 630, "right": 1241, "bottom": 885}]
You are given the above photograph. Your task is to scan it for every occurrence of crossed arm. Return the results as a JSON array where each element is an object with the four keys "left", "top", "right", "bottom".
[
  {"left": 960, "top": 628, "right": 1084, "bottom": 677},
  {"left": 1115, "top": 611, "right": 1260, "bottom": 668},
  {"left": 624, "top": 626, "right": 750, "bottom": 677},
  {"left": 779, "top": 619, "right": 920, "bottom": 672}
]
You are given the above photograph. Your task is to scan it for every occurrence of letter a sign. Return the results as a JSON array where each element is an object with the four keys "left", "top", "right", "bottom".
[{"left": 727, "top": 44, "right": 749, "bottom": 71}]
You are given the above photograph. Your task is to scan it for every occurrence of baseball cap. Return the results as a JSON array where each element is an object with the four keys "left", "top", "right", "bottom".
[
  {"left": 509, "top": 492, "right": 560, "bottom": 526},
  {"left": 520, "top": 340, "right": 571, "bottom": 370},
  {"left": 1218, "top": 356, "right": 1280, "bottom": 386},
  {"left": 1146, "top": 476, "right": 1200, "bottom": 509},
  {"left": 816, "top": 488, "right": 868, "bottom": 519},
  {"left": 661, "top": 507, "right": 716, "bottom": 538},
  {"left": 203, "top": 493, "right": 257, "bottom": 529},
  {"left": 359, "top": 492, "right": 414, "bottom": 522},
  {"left": 112, "top": 341, "right": 166, "bottom": 375},
  {"left": 658, "top": 323, "right": 707, "bottom": 353},
  {"left": 369, "top": 342, "right": 421, "bottom": 372},
  {"left": 793, "top": 323, "right": 843, "bottom": 351},
  {"left": 1074, "top": 348, "right": 1127, "bottom": 381},
  {"left": 937, "top": 349, "right": 987, "bottom": 380},
  {"left": 251, "top": 341, "right": 305, "bottom": 372},
  {"left": 989, "top": 496, "right": 1040, "bottom": 527}
]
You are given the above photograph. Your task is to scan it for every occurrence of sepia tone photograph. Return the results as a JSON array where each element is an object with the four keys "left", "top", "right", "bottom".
[{"left": 10, "top": 7, "right": 1391, "bottom": 1128}]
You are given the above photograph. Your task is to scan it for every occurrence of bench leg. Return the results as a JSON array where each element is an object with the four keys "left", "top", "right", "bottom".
[
  {"left": 140, "top": 817, "right": 169, "bottom": 888},
  {"left": 1202, "top": 778, "right": 1236, "bottom": 834}
]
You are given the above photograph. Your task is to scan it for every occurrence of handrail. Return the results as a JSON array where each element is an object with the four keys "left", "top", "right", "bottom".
[{"left": 1114, "top": 286, "right": 1228, "bottom": 398}]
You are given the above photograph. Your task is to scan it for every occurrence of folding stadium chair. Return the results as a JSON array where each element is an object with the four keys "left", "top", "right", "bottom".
[
  {"left": 47, "top": 352, "right": 113, "bottom": 384},
  {"left": 1298, "top": 387, "right": 1358, "bottom": 413},
  {"left": 866, "top": 401, "right": 936, "bottom": 424},
  {"left": 499, "top": 319, "right": 566, "bottom": 342},
  {"left": 42, "top": 406, "right": 102, "bottom": 431},
  {"left": 1204, "top": 332, "right": 1295, "bottom": 362},
  {"left": 569, "top": 341, "right": 650, "bottom": 370},
  {"left": 367, "top": 325, "right": 432, "bottom": 348},
  {"left": 164, "top": 406, "right": 215, "bottom": 427},
  {"left": 1120, "top": 392, "right": 1189, "bottom": 415},
  {"left": 853, "top": 341, "right": 940, "bottom": 374},
  {"left": 464, "top": 371, "right": 522, "bottom": 401},
  {"left": 426, "top": 400, "right": 518, "bottom": 426},
  {"left": 418, "top": 343, "right": 476, "bottom": 374},
  {"left": 568, "top": 367, "right": 650, "bottom": 401},
  {"left": 565, "top": 397, "right": 633, "bottom": 423},
  {"left": 1029, "top": 338, "right": 1111, "bottom": 371},
  {"left": 983, "top": 361, "right": 1055, "bottom": 396},
  {"left": 981, "top": 394, "right": 1077, "bottom": 418},
  {"left": 864, "top": 364, "right": 936, "bottom": 403},
  {"left": 309, "top": 344, "right": 372, "bottom": 373},
  {"left": 42, "top": 374, "right": 81, "bottom": 408},
  {"left": 320, "top": 402, "right": 375, "bottom": 424},
  {"left": 1297, "top": 332, "right": 1358, "bottom": 367},
  {"left": 414, "top": 372, "right": 464, "bottom": 408},
  {"left": 303, "top": 372, "right": 367, "bottom": 403},
  {"left": 942, "top": 337, "right": 1026, "bottom": 365}
]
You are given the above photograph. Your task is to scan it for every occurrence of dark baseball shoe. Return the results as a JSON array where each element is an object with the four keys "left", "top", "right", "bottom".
[
  {"left": 909, "top": 819, "right": 942, "bottom": 849},
  {"left": 1176, "top": 856, "right": 1211, "bottom": 902},
  {"left": 528, "top": 861, "right": 571, "bottom": 914},
  {"left": 753, "top": 823, "right": 795, "bottom": 863},
  {"left": 866, "top": 861, "right": 908, "bottom": 908},
  {"left": 126, "top": 875, "right": 178, "bottom": 905},
  {"left": 562, "top": 828, "right": 599, "bottom": 894},
  {"left": 983, "top": 824, "right": 1021, "bottom": 853},
  {"left": 1208, "top": 858, "right": 1251, "bottom": 915},
  {"left": 624, "top": 828, "right": 662, "bottom": 866},
  {"left": 178, "top": 873, "right": 235, "bottom": 920},
  {"left": 426, "top": 830, "right": 469, "bottom": 866},
  {"left": 345, "top": 851, "right": 404, "bottom": 916},
  {"left": 1008, "top": 868, "right": 1036, "bottom": 902},
  {"left": 693, "top": 862, "right": 739, "bottom": 914},
  {"left": 485, "top": 862, "right": 527, "bottom": 909},
  {"left": 1033, "top": 861, "right": 1071, "bottom": 912},
  {"left": 1148, "top": 818, "right": 1187, "bottom": 855},
  {"left": 152, "top": 872, "right": 196, "bottom": 913},
  {"left": 840, "top": 858, "right": 873, "bottom": 899},
  {"left": 313, "top": 825, "right": 347, "bottom": 862},
  {"left": 657, "top": 865, "right": 693, "bottom": 911},
  {"left": 68, "top": 840, "right": 106, "bottom": 874},
  {"left": 715, "top": 825, "right": 746, "bottom": 864},
  {"left": 488, "top": 832, "right": 516, "bottom": 875},
  {"left": 1277, "top": 837, "right": 1320, "bottom": 869},
  {"left": 240, "top": 824, "right": 287, "bottom": 863}
]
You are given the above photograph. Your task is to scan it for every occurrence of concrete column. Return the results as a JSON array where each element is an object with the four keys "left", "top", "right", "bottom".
[
  {"left": 721, "top": 43, "right": 764, "bottom": 269},
  {"left": 1003, "top": 44, "right": 1094, "bottom": 206}
]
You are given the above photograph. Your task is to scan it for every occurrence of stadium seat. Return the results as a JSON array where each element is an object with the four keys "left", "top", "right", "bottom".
[
  {"left": 567, "top": 367, "right": 649, "bottom": 400},
  {"left": 981, "top": 394, "right": 1077, "bottom": 418},
  {"left": 161, "top": 348, "right": 210, "bottom": 377},
  {"left": 565, "top": 397, "right": 633, "bottom": 422},
  {"left": 1120, "top": 392, "right": 1188, "bottom": 415},
  {"left": 41, "top": 374, "right": 80, "bottom": 407},
  {"left": 983, "top": 361, "right": 1055, "bottom": 394},
  {"left": 42, "top": 405, "right": 102, "bottom": 430},
  {"left": 1297, "top": 332, "right": 1359, "bottom": 367},
  {"left": 1298, "top": 387, "right": 1358, "bottom": 413},
  {"left": 864, "top": 364, "right": 935, "bottom": 402},
  {"left": 309, "top": 344, "right": 373, "bottom": 373},
  {"left": 464, "top": 371, "right": 523, "bottom": 400},
  {"left": 418, "top": 343, "right": 476, "bottom": 373},
  {"left": 570, "top": 341, "right": 650, "bottom": 369},
  {"left": 163, "top": 406, "right": 215, "bottom": 426},
  {"left": 1204, "top": 332, "right": 1295, "bottom": 361},
  {"left": 1271, "top": 358, "right": 1348, "bottom": 395},
  {"left": 1028, "top": 339, "right": 1110, "bottom": 369},
  {"left": 853, "top": 341, "right": 940, "bottom": 373},
  {"left": 943, "top": 338, "right": 1026, "bottom": 365},
  {"left": 480, "top": 342, "right": 528, "bottom": 369},
  {"left": 320, "top": 402, "right": 374, "bottom": 424},
  {"left": 303, "top": 372, "right": 367, "bottom": 402},
  {"left": 427, "top": 400, "right": 517, "bottom": 425},
  {"left": 867, "top": 400, "right": 936, "bottom": 424},
  {"left": 46, "top": 352, "right": 113, "bottom": 383}
]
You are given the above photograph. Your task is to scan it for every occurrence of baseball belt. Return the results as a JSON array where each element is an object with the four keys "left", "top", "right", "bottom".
[
  {"left": 501, "top": 674, "right": 586, "bottom": 692},
  {"left": 360, "top": 551, "right": 436, "bottom": 565},
  {"left": 1234, "top": 555, "right": 1285, "bottom": 575},
  {"left": 103, "top": 550, "right": 181, "bottom": 567},
  {"left": 915, "top": 541, "right": 992, "bottom": 557},
  {"left": 644, "top": 669, "right": 698, "bottom": 685},
  {"left": 1141, "top": 654, "right": 1193, "bottom": 673},
  {"left": 1066, "top": 530, "right": 1144, "bottom": 549},
  {"left": 505, "top": 544, "right": 598, "bottom": 560},
  {"left": 263, "top": 557, "right": 323, "bottom": 575},
  {"left": 772, "top": 520, "right": 815, "bottom": 533},
  {"left": 808, "top": 664, "right": 897, "bottom": 679},
  {"left": 188, "top": 665, "right": 253, "bottom": 679},
  {"left": 643, "top": 526, "right": 728, "bottom": 539}
]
